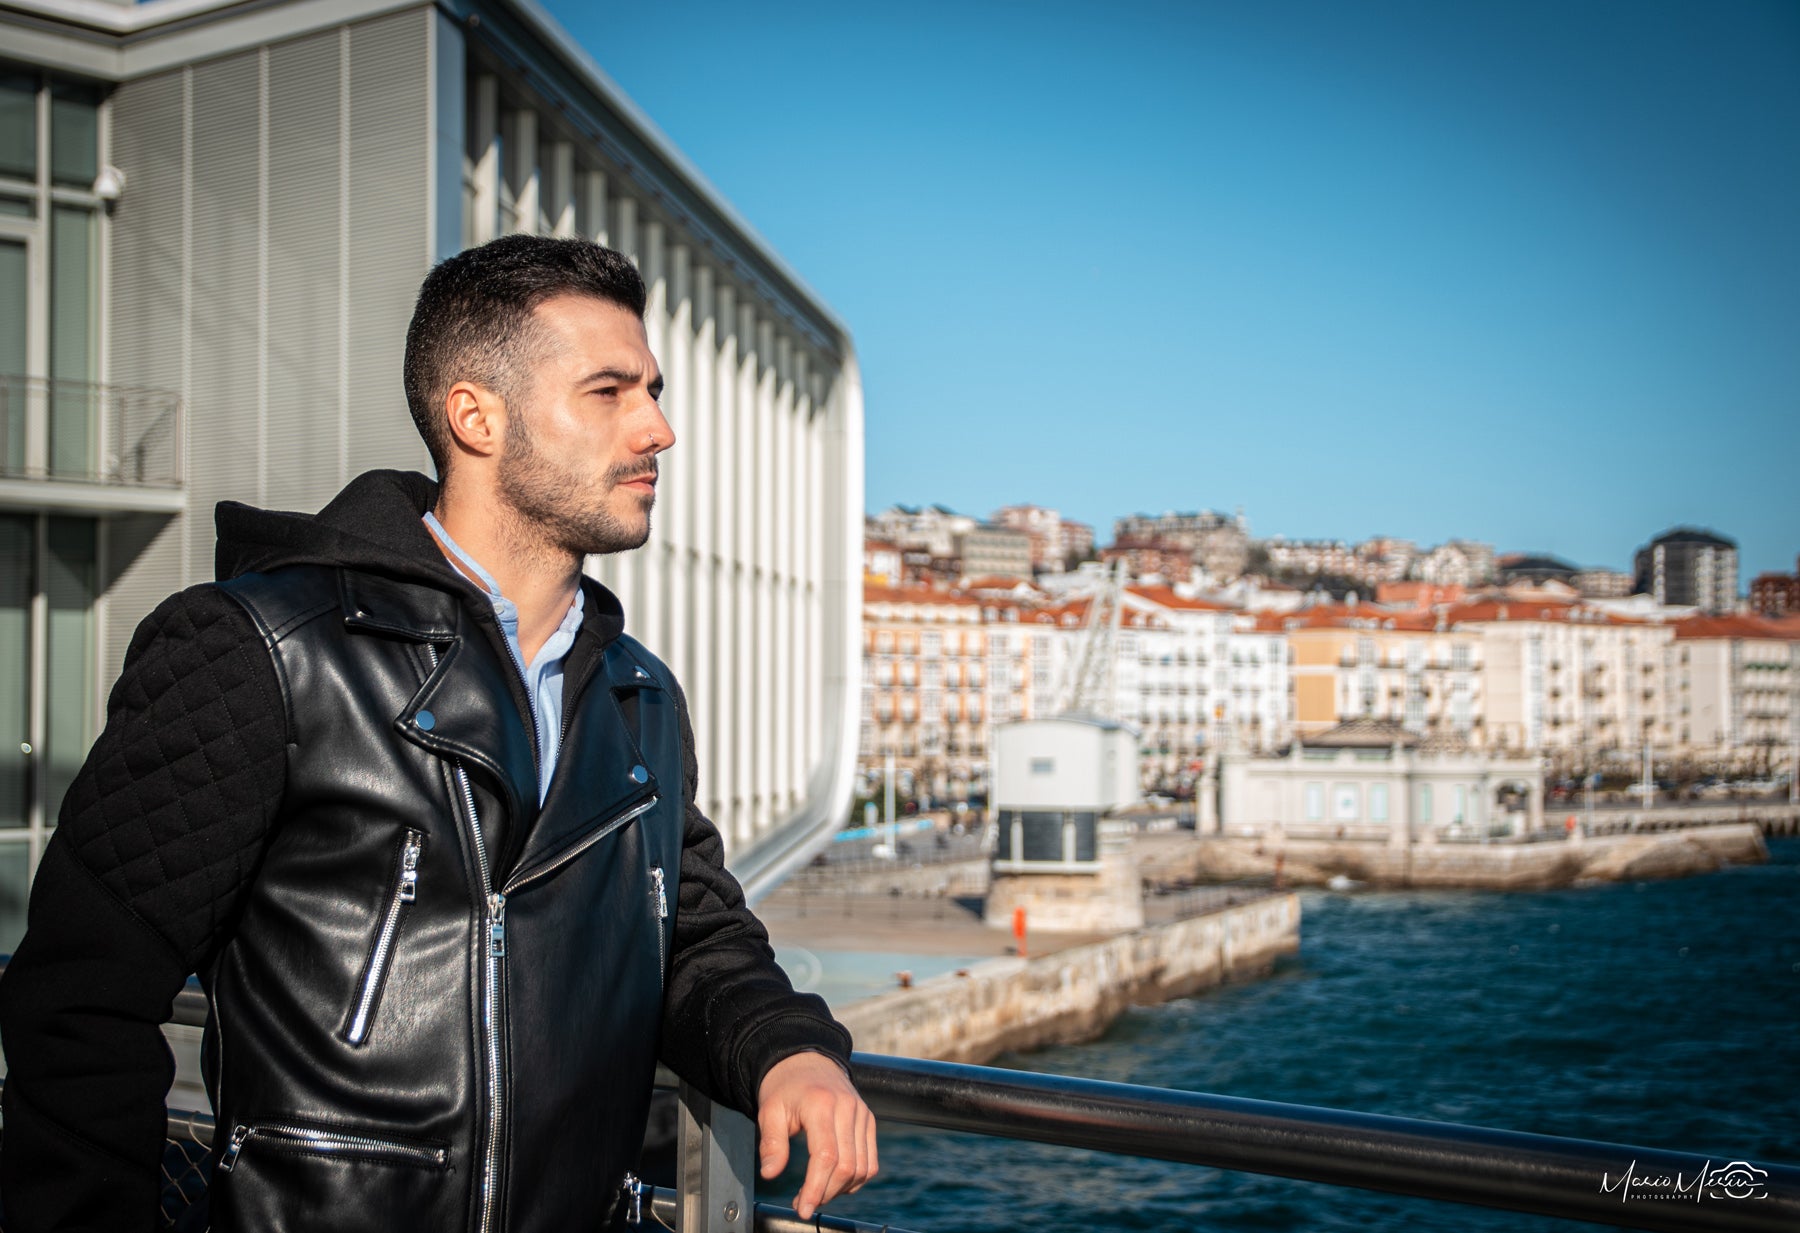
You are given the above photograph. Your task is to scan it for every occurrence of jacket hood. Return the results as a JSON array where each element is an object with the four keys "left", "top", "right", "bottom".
[
  {"left": 213, "top": 469, "right": 627, "bottom": 642},
  {"left": 215, "top": 470, "right": 458, "bottom": 587}
]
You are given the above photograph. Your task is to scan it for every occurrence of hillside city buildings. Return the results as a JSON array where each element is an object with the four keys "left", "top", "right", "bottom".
[{"left": 861, "top": 507, "right": 1798, "bottom": 804}]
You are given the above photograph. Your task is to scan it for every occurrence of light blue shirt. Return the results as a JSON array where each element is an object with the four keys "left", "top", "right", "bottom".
[{"left": 424, "top": 512, "right": 584, "bottom": 805}]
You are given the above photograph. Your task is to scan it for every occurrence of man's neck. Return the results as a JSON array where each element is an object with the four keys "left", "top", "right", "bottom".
[{"left": 428, "top": 496, "right": 581, "bottom": 666}]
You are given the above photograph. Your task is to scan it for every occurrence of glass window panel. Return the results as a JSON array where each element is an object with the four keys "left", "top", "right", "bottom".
[
  {"left": 45, "top": 517, "right": 95, "bottom": 824},
  {"left": 50, "top": 207, "right": 94, "bottom": 477},
  {"left": 1072, "top": 813, "right": 1097, "bottom": 862},
  {"left": 0, "top": 196, "right": 31, "bottom": 218},
  {"left": 0, "top": 74, "right": 35, "bottom": 182},
  {"left": 0, "top": 238, "right": 26, "bottom": 474},
  {"left": 49, "top": 84, "right": 99, "bottom": 188},
  {"left": 1020, "top": 811, "right": 1062, "bottom": 862},
  {"left": 0, "top": 516, "right": 29, "bottom": 829},
  {"left": 1370, "top": 783, "right": 1389, "bottom": 823},
  {"left": 0, "top": 841, "right": 31, "bottom": 956}
]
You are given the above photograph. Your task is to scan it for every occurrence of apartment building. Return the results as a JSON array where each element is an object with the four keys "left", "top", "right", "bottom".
[
  {"left": 1634, "top": 527, "right": 1738, "bottom": 612},
  {"left": 1452, "top": 600, "right": 1672, "bottom": 769},
  {"left": 861, "top": 583, "right": 1038, "bottom": 804},
  {"left": 1667, "top": 615, "right": 1800, "bottom": 769},
  {"left": 1265, "top": 605, "right": 1485, "bottom": 745}
]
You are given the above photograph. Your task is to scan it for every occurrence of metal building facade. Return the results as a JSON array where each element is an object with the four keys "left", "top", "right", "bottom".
[{"left": 0, "top": 0, "right": 863, "bottom": 930}]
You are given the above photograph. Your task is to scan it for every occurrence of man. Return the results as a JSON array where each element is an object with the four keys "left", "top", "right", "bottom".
[{"left": 0, "top": 235, "right": 876, "bottom": 1231}]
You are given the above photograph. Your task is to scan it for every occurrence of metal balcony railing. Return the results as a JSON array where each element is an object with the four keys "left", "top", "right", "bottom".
[
  {"left": 0, "top": 375, "right": 183, "bottom": 488},
  {"left": 2, "top": 978, "right": 1796, "bottom": 1231}
]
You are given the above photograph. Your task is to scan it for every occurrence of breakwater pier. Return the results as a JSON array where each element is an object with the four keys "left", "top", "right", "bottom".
[{"left": 761, "top": 874, "right": 1300, "bottom": 1063}]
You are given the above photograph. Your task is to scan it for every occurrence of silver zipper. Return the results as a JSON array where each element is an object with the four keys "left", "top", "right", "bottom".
[
  {"left": 425, "top": 643, "right": 506, "bottom": 1233},
  {"left": 502, "top": 795, "right": 660, "bottom": 896},
  {"left": 345, "top": 829, "right": 424, "bottom": 1046},
  {"left": 650, "top": 865, "right": 668, "bottom": 977},
  {"left": 621, "top": 1170, "right": 649, "bottom": 1224},
  {"left": 216, "top": 1122, "right": 448, "bottom": 1173},
  {"left": 420, "top": 645, "right": 654, "bottom": 1233}
]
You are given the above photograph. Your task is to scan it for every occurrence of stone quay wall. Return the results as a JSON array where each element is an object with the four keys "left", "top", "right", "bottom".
[
  {"left": 835, "top": 893, "right": 1301, "bottom": 1064},
  {"left": 1148, "top": 824, "right": 1768, "bottom": 890}
]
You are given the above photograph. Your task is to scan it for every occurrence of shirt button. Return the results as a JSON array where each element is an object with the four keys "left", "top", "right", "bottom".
[{"left": 630, "top": 765, "right": 649, "bottom": 784}]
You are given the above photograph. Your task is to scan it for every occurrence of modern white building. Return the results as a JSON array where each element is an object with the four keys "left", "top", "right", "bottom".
[
  {"left": 0, "top": 0, "right": 865, "bottom": 945},
  {"left": 1217, "top": 719, "right": 1544, "bottom": 845}
]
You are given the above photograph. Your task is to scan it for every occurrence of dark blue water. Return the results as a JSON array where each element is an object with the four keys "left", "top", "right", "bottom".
[{"left": 770, "top": 839, "right": 1800, "bottom": 1232}]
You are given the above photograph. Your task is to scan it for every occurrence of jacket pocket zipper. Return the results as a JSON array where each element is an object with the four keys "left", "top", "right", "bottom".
[
  {"left": 217, "top": 1122, "right": 449, "bottom": 1173},
  {"left": 650, "top": 865, "right": 668, "bottom": 978},
  {"left": 344, "top": 828, "right": 425, "bottom": 1046}
]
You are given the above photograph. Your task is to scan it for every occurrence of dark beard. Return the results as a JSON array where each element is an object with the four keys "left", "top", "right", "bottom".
[{"left": 498, "top": 408, "right": 654, "bottom": 556}]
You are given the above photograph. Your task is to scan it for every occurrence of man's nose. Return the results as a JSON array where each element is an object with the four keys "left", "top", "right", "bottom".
[{"left": 641, "top": 403, "right": 675, "bottom": 454}]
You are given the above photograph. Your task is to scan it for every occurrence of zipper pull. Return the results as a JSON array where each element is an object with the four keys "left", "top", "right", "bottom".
[
  {"left": 622, "top": 1170, "right": 647, "bottom": 1224},
  {"left": 219, "top": 1124, "right": 251, "bottom": 1173},
  {"left": 399, "top": 832, "right": 422, "bottom": 903},
  {"left": 651, "top": 867, "right": 668, "bottom": 920},
  {"left": 489, "top": 892, "right": 507, "bottom": 957}
]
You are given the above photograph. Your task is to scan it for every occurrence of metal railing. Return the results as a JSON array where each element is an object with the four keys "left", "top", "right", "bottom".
[
  {"left": 0, "top": 375, "right": 183, "bottom": 487},
  {"left": 6, "top": 994, "right": 1798, "bottom": 1231}
]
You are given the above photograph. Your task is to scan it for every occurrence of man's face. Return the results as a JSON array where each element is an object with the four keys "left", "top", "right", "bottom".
[{"left": 496, "top": 293, "right": 672, "bottom": 556}]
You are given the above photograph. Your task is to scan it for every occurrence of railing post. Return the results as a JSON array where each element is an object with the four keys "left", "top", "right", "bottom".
[{"left": 676, "top": 1079, "right": 756, "bottom": 1233}]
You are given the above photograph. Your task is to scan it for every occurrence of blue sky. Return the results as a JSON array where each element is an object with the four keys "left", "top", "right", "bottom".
[{"left": 543, "top": 0, "right": 1800, "bottom": 580}]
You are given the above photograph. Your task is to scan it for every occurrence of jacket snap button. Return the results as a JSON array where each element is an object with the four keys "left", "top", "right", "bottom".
[
  {"left": 417, "top": 710, "right": 436, "bottom": 731},
  {"left": 630, "top": 765, "right": 648, "bottom": 784}
]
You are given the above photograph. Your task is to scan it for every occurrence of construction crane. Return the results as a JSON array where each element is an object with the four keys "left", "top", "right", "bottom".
[{"left": 1055, "top": 556, "right": 1129, "bottom": 718}]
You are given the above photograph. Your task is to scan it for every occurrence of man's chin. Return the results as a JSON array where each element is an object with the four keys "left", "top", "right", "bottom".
[{"left": 578, "top": 517, "right": 651, "bottom": 557}]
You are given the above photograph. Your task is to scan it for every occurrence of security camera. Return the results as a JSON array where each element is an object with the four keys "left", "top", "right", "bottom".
[{"left": 92, "top": 165, "right": 126, "bottom": 202}]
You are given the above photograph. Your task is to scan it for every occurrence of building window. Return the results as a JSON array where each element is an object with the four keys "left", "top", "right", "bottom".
[
  {"left": 1332, "top": 784, "right": 1359, "bottom": 821},
  {"left": 0, "top": 513, "right": 99, "bottom": 954},
  {"left": 1369, "top": 783, "right": 1389, "bottom": 822},
  {"left": 1418, "top": 783, "right": 1434, "bottom": 824},
  {"left": 1, "top": 72, "right": 104, "bottom": 484},
  {"left": 1304, "top": 782, "right": 1324, "bottom": 822}
]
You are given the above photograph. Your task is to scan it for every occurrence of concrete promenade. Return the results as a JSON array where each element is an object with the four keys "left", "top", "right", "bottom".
[{"left": 761, "top": 877, "right": 1300, "bottom": 1063}]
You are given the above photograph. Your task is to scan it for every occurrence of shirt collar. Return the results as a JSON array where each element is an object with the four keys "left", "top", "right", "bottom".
[{"left": 422, "top": 511, "right": 586, "bottom": 644}]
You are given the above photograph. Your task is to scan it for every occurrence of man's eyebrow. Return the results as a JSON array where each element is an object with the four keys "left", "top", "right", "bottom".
[{"left": 577, "top": 366, "right": 644, "bottom": 386}]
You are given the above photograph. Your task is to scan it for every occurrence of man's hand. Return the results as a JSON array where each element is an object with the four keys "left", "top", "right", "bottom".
[{"left": 755, "top": 1051, "right": 878, "bottom": 1220}]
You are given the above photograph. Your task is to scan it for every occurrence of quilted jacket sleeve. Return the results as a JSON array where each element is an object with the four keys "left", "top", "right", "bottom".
[
  {"left": 0, "top": 585, "right": 289, "bottom": 1233},
  {"left": 655, "top": 681, "right": 852, "bottom": 1115}
]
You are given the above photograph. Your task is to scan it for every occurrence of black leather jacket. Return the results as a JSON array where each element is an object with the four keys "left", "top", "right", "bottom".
[
  {"left": 208, "top": 563, "right": 682, "bottom": 1232},
  {"left": 0, "top": 471, "right": 849, "bottom": 1233}
]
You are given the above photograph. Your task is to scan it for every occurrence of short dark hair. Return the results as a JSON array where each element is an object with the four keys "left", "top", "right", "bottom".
[{"left": 403, "top": 234, "right": 647, "bottom": 474}]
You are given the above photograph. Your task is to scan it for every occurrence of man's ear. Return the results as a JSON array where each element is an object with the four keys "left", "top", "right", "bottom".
[{"left": 444, "top": 381, "right": 506, "bottom": 460}]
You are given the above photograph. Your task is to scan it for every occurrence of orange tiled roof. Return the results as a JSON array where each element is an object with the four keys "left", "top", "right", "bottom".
[
  {"left": 1252, "top": 603, "right": 1435, "bottom": 633},
  {"left": 863, "top": 583, "right": 981, "bottom": 607},
  {"left": 1126, "top": 584, "right": 1235, "bottom": 612},
  {"left": 1672, "top": 614, "right": 1800, "bottom": 642},
  {"left": 1445, "top": 599, "right": 1644, "bottom": 627}
]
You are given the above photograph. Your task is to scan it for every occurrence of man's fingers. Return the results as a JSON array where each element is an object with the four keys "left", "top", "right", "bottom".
[
  {"left": 823, "top": 1095, "right": 860, "bottom": 1202},
  {"left": 794, "top": 1135, "right": 837, "bottom": 1220},
  {"left": 849, "top": 1101, "right": 878, "bottom": 1193},
  {"left": 757, "top": 1098, "right": 791, "bottom": 1180}
]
